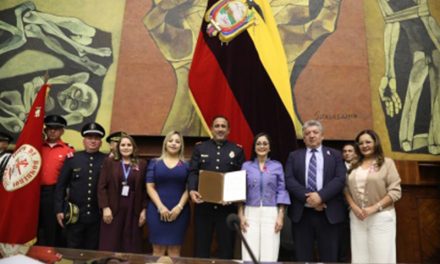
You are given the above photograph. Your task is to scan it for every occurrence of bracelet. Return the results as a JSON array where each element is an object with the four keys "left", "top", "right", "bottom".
[{"left": 376, "top": 202, "right": 383, "bottom": 212}]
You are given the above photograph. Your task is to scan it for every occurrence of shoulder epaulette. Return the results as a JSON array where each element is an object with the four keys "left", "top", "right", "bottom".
[
  {"left": 66, "top": 152, "right": 74, "bottom": 158},
  {"left": 195, "top": 141, "right": 203, "bottom": 145}
]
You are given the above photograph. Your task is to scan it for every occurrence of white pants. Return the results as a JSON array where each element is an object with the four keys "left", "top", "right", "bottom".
[
  {"left": 350, "top": 208, "right": 397, "bottom": 263},
  {"left": 242, "top": 206, "right": 279, "bottom": 262}
]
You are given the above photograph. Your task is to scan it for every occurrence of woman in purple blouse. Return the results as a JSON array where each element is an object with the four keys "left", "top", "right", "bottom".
[{"left": 238, "top": 132, "right": 291, "bottom": 262}]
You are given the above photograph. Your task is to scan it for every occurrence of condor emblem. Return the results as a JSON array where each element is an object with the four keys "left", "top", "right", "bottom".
[
  {"left": 205, "top": 0, "right": 255, "bottom": 43},
  {"left": 3, "top": 144, "right": 42, "bottom": 191}
]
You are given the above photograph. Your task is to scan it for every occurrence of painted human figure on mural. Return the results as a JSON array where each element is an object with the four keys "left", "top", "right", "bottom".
[
  {"left": 144, "top": 0, "right": 342, "bottom": 136},
  {"left": 378, "top": 0, "right": 440, "bottom": 154},
  {"left": 0, "top": 1, "right": 113, "bottom": 137}
]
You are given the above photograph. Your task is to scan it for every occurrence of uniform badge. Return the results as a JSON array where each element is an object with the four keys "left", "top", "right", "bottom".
[
  {"left": 229, "top": 151, "right": 235, "bottom": 158},
  {"left": 201, "top": 154, "right": 209, "bottom": 158},
  {"left": 205, "top": 0, "right": 256, "bottom": 43}
]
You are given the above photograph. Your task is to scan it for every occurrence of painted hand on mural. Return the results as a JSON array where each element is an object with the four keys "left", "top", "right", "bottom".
[
  {"left": 379, "top": 76, "right": 401, "bottom": 117},
  {"left": 378, "top": 0, "right": 440, "bottom": 154},
  {"left": 144, "top": 0, "right": 207, "bottom": 135},
  {"left": 144, "top": 0, "right": 341, "bottom": 136},
  {"left": 271, "top": 0, "right": 342, "bottom": 77}
]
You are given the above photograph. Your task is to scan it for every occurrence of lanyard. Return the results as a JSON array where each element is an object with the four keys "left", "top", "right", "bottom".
[{"left": 121, "top": 161, "right": 131, "bottom": 181}]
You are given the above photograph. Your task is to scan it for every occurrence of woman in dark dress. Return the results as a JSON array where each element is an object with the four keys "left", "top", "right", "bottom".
[
  {"left": 146, "top": 131, "right": 189, "bottom": 257},
  {"left": 98, "top": 134, "right": 147, "bottom": 253}
]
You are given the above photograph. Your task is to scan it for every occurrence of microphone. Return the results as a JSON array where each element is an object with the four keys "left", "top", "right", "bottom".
[{"left": 226, "top": 213, "right": 259, "bottom": 264}]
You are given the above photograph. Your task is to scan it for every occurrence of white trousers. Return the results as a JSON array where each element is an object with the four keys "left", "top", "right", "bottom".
[
  {"left": 242, "top": 206, "right": 279, "bottom": 262},
  {"left": 350, "top": 208, "right": 397, "bottom": 263}
]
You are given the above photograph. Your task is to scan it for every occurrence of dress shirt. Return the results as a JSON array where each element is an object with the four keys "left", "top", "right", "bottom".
[
  {"left": 305, "top": 146, "right": 323, "bottom": 191},
  {"left": 242, "top": 159, "right": 290, "bottom": 206}
]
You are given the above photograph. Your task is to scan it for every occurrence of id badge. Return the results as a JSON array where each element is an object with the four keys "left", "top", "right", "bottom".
[{"left": 121, "top": 185, "right": 130, "bottom": 196}]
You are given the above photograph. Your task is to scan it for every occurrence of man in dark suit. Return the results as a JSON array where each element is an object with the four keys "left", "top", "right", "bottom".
[{"left": 285, "top": 119, "right": 346, "bottom": 262}]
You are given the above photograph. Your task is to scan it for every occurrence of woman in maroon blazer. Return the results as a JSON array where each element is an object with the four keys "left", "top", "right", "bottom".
[{"left": 98, "top": 134, "right": 147, "bottom": 253}]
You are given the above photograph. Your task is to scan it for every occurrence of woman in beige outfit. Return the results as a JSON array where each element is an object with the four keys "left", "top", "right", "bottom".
[{"left": 345, "top": 129, "right": 401, "bottom": 263}]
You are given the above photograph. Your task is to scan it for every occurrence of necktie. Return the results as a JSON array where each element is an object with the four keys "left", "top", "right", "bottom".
[{"left": 307, "top": 149, "right": 317, "bottom": 192}]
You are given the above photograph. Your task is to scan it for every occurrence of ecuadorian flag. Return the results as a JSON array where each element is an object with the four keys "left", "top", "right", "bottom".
[{"left": 189, "top": 0, "right": 299, "bottom": 162}]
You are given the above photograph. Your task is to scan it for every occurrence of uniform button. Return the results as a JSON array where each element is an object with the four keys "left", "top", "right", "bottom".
[
  {"left": 87, "top": 211, "right": 90, "bottom": 215},
  {"left": 89, "top": 177, "right": 92, "bottom": 180},
  {"left": 88, "top": 183, "right": 92, "bottom": 187},
  {"left": 87, "top": 204, "right": 91, "bottom": 208},
  {"left": 217, "top": 152, "right": 220, "bottom": 155},
  {"left": 217, "top": 146, "right": 221, "bottom": 149},
  {"left": 214, "top": 205, "right": 218, "bottom": 209},
  {"left": 90, "top": 156, "right": 94, "bottom": 160},
  {"left": 88, "top": 197, "right": 91, "bottom": 201},
  {"left": 215, "top": 166, "right": 219, "bottom": 170},
  {"left": 88, "top": 190, "right": 91, "bottom": 194},
  {"left": 89, "top": 163, "right": 93, "bottom": 167},
  {"left": 89, "top": 170, "right": 93, "bottom": 173},
  {"left": 216, "top": 159, "right": 220, "bottom": 162}
]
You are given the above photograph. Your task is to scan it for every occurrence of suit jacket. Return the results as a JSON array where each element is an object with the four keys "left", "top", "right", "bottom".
[
  {"left": 98, "top": 157, "right": 147, "bottom": 216},
  {"left": 285, "top": 146, "right": 347, "bottom": 224}
]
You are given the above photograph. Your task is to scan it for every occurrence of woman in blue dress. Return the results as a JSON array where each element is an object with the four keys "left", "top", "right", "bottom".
[{"left": 146, "top": 131, "right": 189, "bottom": 257}]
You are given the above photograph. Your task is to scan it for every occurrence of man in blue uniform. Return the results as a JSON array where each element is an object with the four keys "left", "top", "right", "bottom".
[
  {"left": 188, "top": 116, "right": 245, "bottom": 259},
  {"left": 54, "top": 122, "right": 107, "bottom": 249}
]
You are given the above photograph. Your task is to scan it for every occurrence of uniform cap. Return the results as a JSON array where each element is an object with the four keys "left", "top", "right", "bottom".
[
  {"left": 0, "top": 132, "right": 13, "bottom": 143},
  {"left": 81, "top": 122, "right": 105, "bottom": 138},
  {"left": 44, "top": 115, "right": 67, "bottom": 128},
  {"left": 106, "top": 131, "right": 125, "bottom": 143},
  {"left": 63, "top": 202, "right": 79, "bottom": 225}
]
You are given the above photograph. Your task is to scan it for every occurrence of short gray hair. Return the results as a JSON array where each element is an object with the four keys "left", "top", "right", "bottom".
[{"left": 302, "top": 120, "right": 324, "bottom": 133}]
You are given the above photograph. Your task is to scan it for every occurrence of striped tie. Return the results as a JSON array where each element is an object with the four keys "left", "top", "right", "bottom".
[{"left": 307, "top": 149, "right": 317, "bottom": 192}]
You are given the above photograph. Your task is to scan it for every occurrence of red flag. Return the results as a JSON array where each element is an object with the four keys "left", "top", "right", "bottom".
[{"left": 0, "top": 83, "right": 49, "bottom": 244}]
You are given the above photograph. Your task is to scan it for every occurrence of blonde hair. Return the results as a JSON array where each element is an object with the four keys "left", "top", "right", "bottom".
[{"left": 158, "top": 131, "right": 184, "bottom": 160}]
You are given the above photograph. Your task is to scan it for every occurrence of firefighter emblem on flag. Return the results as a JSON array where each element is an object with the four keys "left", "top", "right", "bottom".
[{"left": 3, "top": 144, "right": 42, "bottom": 191}]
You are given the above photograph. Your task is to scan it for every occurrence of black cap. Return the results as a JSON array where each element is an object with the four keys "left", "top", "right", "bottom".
[
  {"left": 81, "top": 122, "right": 105, "bottom": 138},
  {"left": 106, "top": 131, "right": 125, "bottom": 143},
  {"left": 44, "top": 115, "right": 67, "bottom": 128},
  {"left": 0, "top": 132, "right": 13, "bottom": 143}
]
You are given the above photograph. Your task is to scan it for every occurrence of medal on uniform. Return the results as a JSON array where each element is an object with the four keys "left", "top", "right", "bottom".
[{"left": 121, "top": 161, "right": 131, "bottom": 197}]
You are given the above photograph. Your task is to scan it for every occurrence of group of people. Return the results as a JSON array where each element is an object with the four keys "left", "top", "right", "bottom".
[{"left": 0, "top": 115, "right": 402, "bottom": 263}]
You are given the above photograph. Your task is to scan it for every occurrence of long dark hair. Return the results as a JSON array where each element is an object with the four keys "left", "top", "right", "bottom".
[
  {"left": 350, "top": 129, "right": 385, "bottom": 171},
  {"left": 250, "top": 132, "right": 272, "bottom": 160}
]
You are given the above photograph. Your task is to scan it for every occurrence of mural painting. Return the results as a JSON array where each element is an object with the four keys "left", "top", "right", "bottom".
[
  {"left": 1, "top": 0, "right": 438, "bottom": 160},
  {"left": 365, "top": 0, "right": 440, "bottom": 160},
  {"left": 0, "top": 0, "right": 122, "bottom": 149}
]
